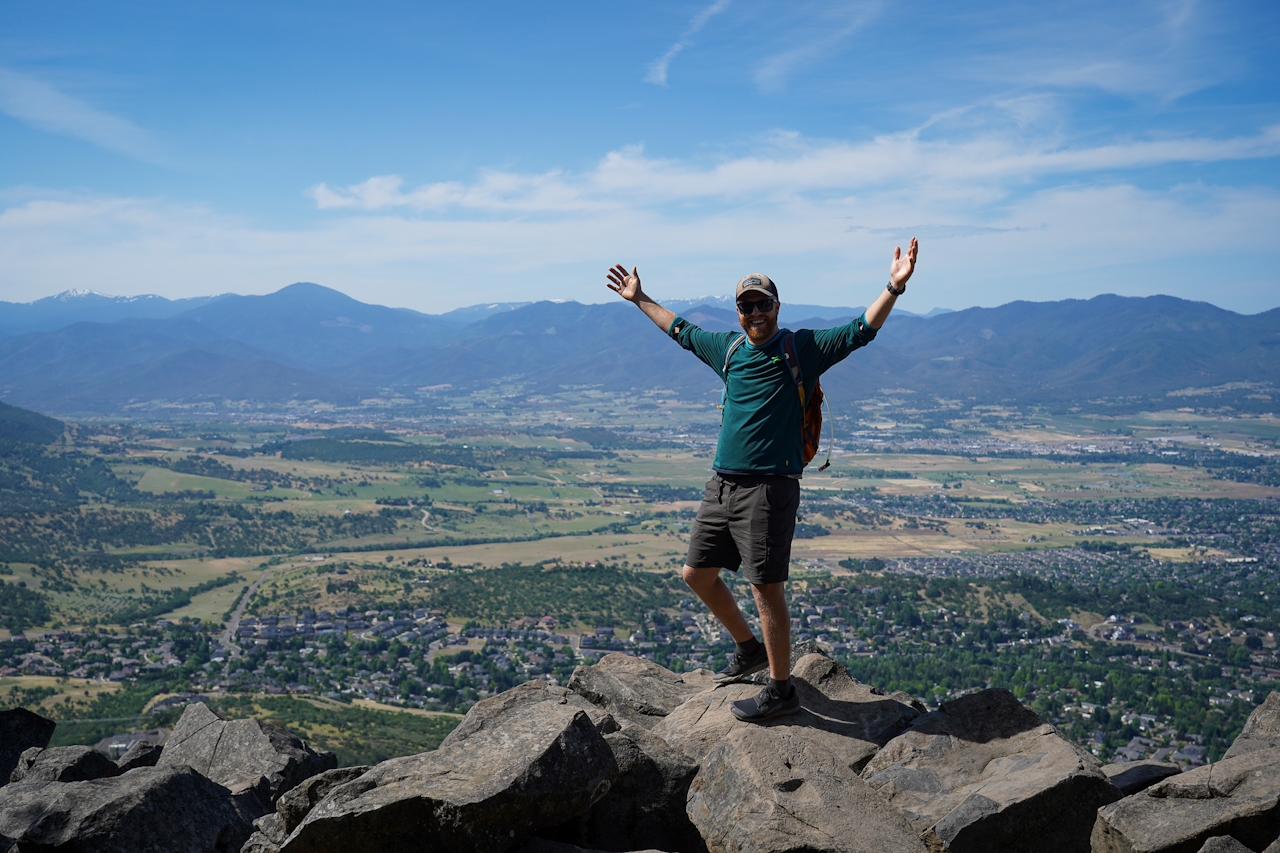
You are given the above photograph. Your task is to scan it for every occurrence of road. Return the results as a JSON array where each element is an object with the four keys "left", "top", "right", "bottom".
[{"left": 220, "top": 567, "right": 273, "bottom": 657}]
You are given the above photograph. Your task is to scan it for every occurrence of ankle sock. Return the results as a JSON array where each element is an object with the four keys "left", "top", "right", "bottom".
[
  {"left": 769, "top": 677, "right": 794, "bottom": 699},
  {"left": 736, "top": 637, "right": 762, "bottom": 656}
]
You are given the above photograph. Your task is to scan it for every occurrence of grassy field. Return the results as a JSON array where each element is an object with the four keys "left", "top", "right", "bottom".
[{"left": 0, "top": 676, "right": 122, "bottom": 717}]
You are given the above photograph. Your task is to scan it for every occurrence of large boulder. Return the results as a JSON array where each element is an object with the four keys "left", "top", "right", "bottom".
[
  {"left": 551, "top": 725, "right": 703, "bottom": 853},
  {"left": 278, "top": 702, "right": 617, "bottom": 853},
  {"left": 242, "top": 766, "right": 375, "bottom": 853},
  {"left": 157, "top": 702, "right": 336, "bottom": 807},
  {"left": 687, "top": 724, "right": 929, "bottom": 853},
  {"left": 862, "top": 688, "right": 1120, "bottom": 853},
  {"left": 568, "top": 654, "right": 714, "bottom": 730},
  {"left": 1223, "top": 691, "right": 1280, "bottom": 760},
  {"left": 1103, "top": 761, "right": 1183, "bottom": 796},
  {"left": 0, "top": 764, "right": 262, "bottom": 852},
  {"left": 0, "top": 708, "right": 55, "bottom": 783},
  {"left": 9, "top": 745, "right": 119, "bottom": 785},
  {"left": 440, "top": 681, "right": 618, "bottom": 749},
  {"left": 276, "top": 765, "right": 372, "bottom": 836},
  {"left": 652, "top": 654, "right": 919, "bottom": 768},
  {"left": 1091, "top": 745, "right": 1280, "bottom": 853}
]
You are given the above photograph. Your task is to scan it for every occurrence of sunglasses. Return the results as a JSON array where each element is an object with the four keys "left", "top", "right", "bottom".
[{"left": 736, "top": 298, "right": 776, "bottom": 315}]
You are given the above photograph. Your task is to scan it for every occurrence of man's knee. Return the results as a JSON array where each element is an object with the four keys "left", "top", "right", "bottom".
[{"left": 682, "top": 564, "right": 718, "bottom": 591}]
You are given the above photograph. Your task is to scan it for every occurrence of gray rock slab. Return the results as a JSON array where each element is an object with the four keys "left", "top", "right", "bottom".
[
  {"left": 0, "top": 708, "right": 55, "bottom": 784},
  {"left": 862, "top": 688, "right": 1119, "bottom": 853},
  {"left": 157, "top": 702, "right": 336, "bottom": 807},
  {"left": 553, "top": 725, "right": 702, "bottom": 853},
  {"left": 279, "top": 702, "right": 617, "bottom": 853},
  {"left": 9, "top": 745, "right": 119, "bottom": 784},
  {"left": 440, "top": 680, "right": 618, "bottom": 750},
  {"left": 568, "top": 653, "right": 716, "bottom": 729},
  {"left": 652, "top": 653, "right": 918, "bottom": 769},
  {"left": 687, "top": 724, "right": 929, "bottom": 853},
  {"left": 1264, "top": 837, "right": 1280, "bottom": 853},
  {"left": 275, "top": 765, "right": 370, "bottom": 835},
  {"left": 1223, "top": 691, "right": 1280, "bottom": 760},
  {"left": 1103, "top": 761, "right": 1183, "bottom": 796},
  {"left": 115, "top": 738, "right": 163, "bottom": 772},
  {"left": 1197, "top": 836, "right": 1254, "bottom": 853},
  {"left": 0, "top": 764, "right": 262, "bottom": 852},
  {"left": 1092, "top": 746, "right": 1280, "bottom": 853}
]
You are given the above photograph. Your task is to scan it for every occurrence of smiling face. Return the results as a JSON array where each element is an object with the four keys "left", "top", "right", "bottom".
[{"left": 737, "top": 294, "right": 780, "bottom": 345}]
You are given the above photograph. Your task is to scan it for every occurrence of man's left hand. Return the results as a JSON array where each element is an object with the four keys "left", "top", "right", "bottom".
[{"left": 889, "top": 237, "right": 919, "bottom": 290}]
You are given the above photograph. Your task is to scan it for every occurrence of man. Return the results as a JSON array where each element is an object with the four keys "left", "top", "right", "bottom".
[{"left": 605, "top": 238, "right": 918, "bottom": 723}]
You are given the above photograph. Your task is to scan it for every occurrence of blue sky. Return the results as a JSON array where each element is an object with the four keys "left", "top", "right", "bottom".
[{"left": 1, "top": 0, "right": 1277, "bottom": 314}]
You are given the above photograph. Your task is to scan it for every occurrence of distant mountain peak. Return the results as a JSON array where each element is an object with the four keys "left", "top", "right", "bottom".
[{"left": 46, "top": 288, "right": 114, "bottom": 301}]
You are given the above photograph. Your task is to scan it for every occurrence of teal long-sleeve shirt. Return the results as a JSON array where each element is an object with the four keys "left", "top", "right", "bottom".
[{"left": 666, "top": 313, "right": 878, "bottom": 476}]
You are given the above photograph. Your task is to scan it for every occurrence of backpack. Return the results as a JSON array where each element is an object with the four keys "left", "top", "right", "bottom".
[{"left": 721, "top": 331, "right": 834, "bottom": 471}]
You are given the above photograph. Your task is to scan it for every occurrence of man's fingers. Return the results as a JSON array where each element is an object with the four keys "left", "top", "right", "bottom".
[{"left": 894, "top": 246, "right": 901, "bottom": 260}]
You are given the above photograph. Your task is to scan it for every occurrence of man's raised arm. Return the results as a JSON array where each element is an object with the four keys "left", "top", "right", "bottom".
[
  {"left": 865, "top": 237, "right": 919, "bottom": 329},
  {"left": 606, "top": 264, "right": 676, "bottom": 333}
]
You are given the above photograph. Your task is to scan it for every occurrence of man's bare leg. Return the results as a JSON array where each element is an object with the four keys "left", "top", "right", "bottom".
[
  {"left": 751, "top": 581, "right": 791, "bottom": 681},
  {"left": 681, "top": 565, "right": 754, "bottom": 642}
]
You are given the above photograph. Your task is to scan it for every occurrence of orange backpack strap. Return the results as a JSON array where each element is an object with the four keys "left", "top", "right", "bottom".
[{"left": 781, "top": 333, "right": 831, "bottom": 470}]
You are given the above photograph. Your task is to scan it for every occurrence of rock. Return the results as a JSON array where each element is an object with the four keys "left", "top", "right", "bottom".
[
  {"left": 254, "top": 811, "right": 288, "bottom": 843},
  {"left": 1092, "top": 745, "right": 1280, "bottom": 853},
  {"left": 1197, "top": 837, "right": 1254, "bottom": 853},
  {"left": 1102, "top": 760, "right": 1182, "bottom": 796},
  {"left": 1265, "top": 837, "right": 1280, "bottom": 853},
  {"left": 0, "top": 764, "right": 262, "bottom": 852},
  {"left": 653, "top": 654, "right": 919, "bottom": 769},
  {"left": 551, "top": 726, "right": 702, "bottom": 853},
  {"left": 276, "top": 765, "right": 370, "bottom": 835},
  {"left": 279, "top": 702, "right": 617, "bottom": 853},
  {"left": 0, "top": 707, "right": 55, "bottom": 783},
  {"left": 1223, "top": 691, "right": 1280, "bottom": 760},
  {"left": 568, "top": 653, "right": 715, "bottom": 729},
  {"left": 242, "top": 830, "right": 284, "bottom": 853},
  {"left": 687, "top": 724, "right": 929, "bottom": 853},
  {"left": 9, "top": 745, "right": 119, "bottom": 784},
  {"left": 440, "top": 681, "right": 619, "bottom": 749},
  {"left": 157, "top": 702, "right": 336, "bottom": 807},
  {"left": 862, "top": 688, "right": 1119, "bottom": 853},
  {"left": 115, "top": 738, "right": 163, "bottom": 771}
]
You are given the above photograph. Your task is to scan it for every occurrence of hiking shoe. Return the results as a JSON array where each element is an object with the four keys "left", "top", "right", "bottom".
[
  {"left": 730, "top": 683, "right": 802, "bottom": 723},
  {"left": 713, "top": 644, "right": 769, "bottom": 684}
]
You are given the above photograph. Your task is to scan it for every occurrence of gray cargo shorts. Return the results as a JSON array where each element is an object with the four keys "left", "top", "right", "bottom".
[{"left": 685, "top": 472, "right": 800, "bottom": 585}]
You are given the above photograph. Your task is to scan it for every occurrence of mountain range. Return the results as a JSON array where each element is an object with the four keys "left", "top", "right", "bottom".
[{"left": 0, "top": 284, "right": 1276, "bottom": 415}]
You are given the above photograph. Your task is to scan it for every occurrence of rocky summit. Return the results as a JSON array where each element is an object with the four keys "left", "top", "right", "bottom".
[{"left": 2, "top": 649, "right": 1279, "bottom": 853}]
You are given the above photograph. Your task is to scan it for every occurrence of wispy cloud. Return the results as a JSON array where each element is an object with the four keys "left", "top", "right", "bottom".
[
  {"left": 309, "top": 124, "right": 1280, "bottom": 214},
  {"left": 0, "top": 67, "right": 161, "bottom": 163},
  {"left": 753, "top": 1, "right": 881, "bottom": 92},
  {"left": 645, "top": 0, "right": 733, "bottom": 86}
]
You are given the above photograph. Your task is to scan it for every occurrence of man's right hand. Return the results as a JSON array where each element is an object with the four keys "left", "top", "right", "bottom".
[
  {"left": 606, "top": 264, "right": 642, "bottom": 302},
  {"left": 606, "top": 262, "right": 677, "bottom": 333}
]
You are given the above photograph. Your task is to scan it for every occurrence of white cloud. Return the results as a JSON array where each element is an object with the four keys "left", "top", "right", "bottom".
[
  {"left": 0, "top": 67, "right": 161, "bottom": 162},
  {"left": 307, "top": 124, "right": 1280, "bottom": 215},
  {"left": 645, "top": 0, "right": 733, "bottom": 86}
]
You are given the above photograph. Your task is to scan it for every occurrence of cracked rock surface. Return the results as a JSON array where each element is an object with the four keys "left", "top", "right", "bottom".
[
  {"left": 862, "top": 687, "right": 1120, "bottom": 853},
  {"left": 157, "top": 702, "right": 336, "bottom": 808}
]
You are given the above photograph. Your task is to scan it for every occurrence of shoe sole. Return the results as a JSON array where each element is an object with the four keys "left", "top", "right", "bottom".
[
  {"left": 713, "top": 658, "right": 769, "bottom": 684},
  {"left": 730, "top": 701, "right": 802, "bottom": 723}
]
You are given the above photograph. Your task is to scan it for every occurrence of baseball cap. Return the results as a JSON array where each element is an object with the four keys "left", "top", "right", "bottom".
[{"left": 735, "top": 274, "right": 778, "bottom": 300}]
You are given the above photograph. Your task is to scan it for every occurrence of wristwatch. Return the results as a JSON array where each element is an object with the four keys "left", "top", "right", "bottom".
[{"left": 886, "top": 280, "right": 905, "bottom": 296}]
